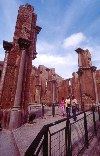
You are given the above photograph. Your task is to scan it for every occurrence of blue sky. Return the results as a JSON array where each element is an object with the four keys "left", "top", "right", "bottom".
[{"left": 0, "top": 0, "right": 100, "bottom": 78}]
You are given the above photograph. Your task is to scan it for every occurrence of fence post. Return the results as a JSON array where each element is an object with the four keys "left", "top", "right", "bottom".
[
  {"left": 52, "top": 103, "right": 55, "bottom": 117},
  {"left": 42, "top": 103, "right": 44, "bottom": 117},
  {"left": 65, "top": 117, "right": 72, "bottom": 156},
  {"left": 92, "top": 107, "right": 97, "bottom": 136},
  {"left": 84, "top": 112, "right": 89, "bottom": 148},
  {"left": 43, "top": 125, "right": 48, "bottom": 156}
]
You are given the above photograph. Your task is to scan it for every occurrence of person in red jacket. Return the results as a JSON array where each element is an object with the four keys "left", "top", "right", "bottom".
[{"left": 60, "top": 97, "right": 65, "bottom": 116}]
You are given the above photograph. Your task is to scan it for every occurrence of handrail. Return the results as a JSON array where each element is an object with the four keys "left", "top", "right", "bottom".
[
  {"left": 25, "top": 125, "right": 46, "bottom": 156},
  {"left": 25, "top": 104, "right": 100, "bottom": 156}
]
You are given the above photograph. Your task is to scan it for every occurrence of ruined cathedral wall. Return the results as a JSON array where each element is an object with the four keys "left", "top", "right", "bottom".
[
  {"left": 0, "top": 61, "right": 3, "bottom": 81},
  {"left": 0, "top": 4, "right": 41, "bottom": 129},
  {"left": 29, "top": 64, "right": 64, "bottom": 105},
  {"left": 58, "top": 79, "right": 69, "bottom": 102},
  {"left": 96, "top": 69, "right": 100, "bottom": 102}
]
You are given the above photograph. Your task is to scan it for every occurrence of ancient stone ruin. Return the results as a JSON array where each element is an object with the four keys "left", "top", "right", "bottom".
[
  {"left": 0, "top": 4, "right": 41, "bottom": 129},
  {"left": 0, "top": 4, "right": 100, "bottom": 129}
]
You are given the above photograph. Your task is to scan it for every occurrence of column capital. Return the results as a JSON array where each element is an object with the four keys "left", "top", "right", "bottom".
[
  {"left": 46, "top": 68, "right": 50, "bottom": 72},
  {"left": 25, "top": 3, "right": 34, "bottom": 12},
  {"left": 33, "top": 51, "right": 38, "bottom": 59},
  {"left": 18, "top": 38, "right": 31, "bottom": 50},
  {"left": 35, "top": 26, "right": 42, "bottom": 34},
  {"left": 77, "top": 68, "right": 83, "bottom": 75},
  {"left": 91, "top": 66, "right": 97, "bottom": 72},
  {"left": 3, "top": 40, "right": 13, "bottom": 51},
  {"left": 75, "top": 48, "right": 84, "bottom": 53},
  {"left": 51, "top": 79, "right": 56, "bottom": 83}
]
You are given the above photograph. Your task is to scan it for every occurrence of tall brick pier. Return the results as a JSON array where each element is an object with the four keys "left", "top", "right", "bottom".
[
  {"left": 0, "top": 4, "right": 41, "bottom": 129},
  {"left": 76, "top": 48, "right": 99, "bottom": 110}
]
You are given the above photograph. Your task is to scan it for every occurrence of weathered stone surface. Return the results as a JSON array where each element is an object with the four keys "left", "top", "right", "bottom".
[
  {"left": 0, "top": 61, "right": 3, "bottom": 81},
  {"left": 0, "top": 4, "right": 41, "bottom": 129},
  {"left": 96, "top": 70, "right": 100, "bottom": 102},
  {"left": 0, "top": 4, "right": 100, "bottom": 130},
  {"left": 29, "top": 65, "right": 64, "bottom": 105},
  {"left": 76, "top": 48, "right": 99, "bottom": 110}
]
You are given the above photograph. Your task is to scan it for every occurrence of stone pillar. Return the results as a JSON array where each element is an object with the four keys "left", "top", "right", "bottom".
[
  {"left": 91, "top": 66, "right": 99, "bottom": 103},
  {"left": 0, "top": 41, "right": 12, "bottom": 106},
  {"left": 78, "top": 53, "right": 82, "bottom": 67},
  {"left": 56, "top": 85, "right": 59, "bottom": 103},
  {"left": 68, "top": 78, "right": 72, "bottom": 104},
  {"left": 77, "top": 68, "right": 83, "bottom": 109},
  {"left": 52, "top": 80, "right": 56, "bottom": 103},
  {"left": 35, "top": 85, "right": 41, "bottom": 104},
  {"left": 75, "top": 48, "right": 98, "bottom": 110},
  {"left": 76, "top": 48, "right": 84, "bottom": 67},
  {"left": 9, "top": 38, "right": 30, "bottom": 129}
]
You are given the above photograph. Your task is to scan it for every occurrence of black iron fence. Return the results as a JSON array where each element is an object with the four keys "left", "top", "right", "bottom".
[
  {"left": 25, "top": 104, "right": 100, "bottom": 156},
  {"left": 28, "top": 103, "right": 60, "bottom": 119}
]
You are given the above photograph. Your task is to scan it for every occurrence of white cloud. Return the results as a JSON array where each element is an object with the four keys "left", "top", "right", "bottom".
[
  {"left": 35, "top": 35, "right": 100, "bottom": 79},
  {"left": 0, "top": 53, "right": 5, "bottom": 61},
  {"left": 33, "top": 53, "right": 78, "bottom": 79},
  {"left": 91, "top": 45, "right": 100, "bottom": 62},
  {"left": 83, "top": 45, "right": 100, "bottom": 61},
  {"left": 37, "top": 41, "right": 56, "bottom": 54},
  {"left": 63, "top": 32, "right": 86, "bottom": 48},
  {"left": 0, "top": 45, "right": 3, "bottom": 49}
]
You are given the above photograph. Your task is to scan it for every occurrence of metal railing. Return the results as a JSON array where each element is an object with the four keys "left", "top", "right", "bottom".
[
  {"left": 28, "top": 103, "right": 60, "bottom": 118},
  {"left": 25, "top": 104, "right": 100, "bottom": 156}
]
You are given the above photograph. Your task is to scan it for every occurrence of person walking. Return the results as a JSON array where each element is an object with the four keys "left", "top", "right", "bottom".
[
  {"left": 71, "top": 95, "right": 77, "bottom": 121},
  {"left": 65, "top": 96, "right": 71, "bottom": 117},
  {"left": 60, "top": 97, "right": 65, "bottom": 116}
]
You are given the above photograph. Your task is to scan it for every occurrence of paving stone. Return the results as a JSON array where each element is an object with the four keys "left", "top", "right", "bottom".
[{"left": 0, "top": 111, "right": 99, "bottom": 156}]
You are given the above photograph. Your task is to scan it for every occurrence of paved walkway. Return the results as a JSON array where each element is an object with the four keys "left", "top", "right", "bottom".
[
  {"left": 0, "top": 108, "right": 100, "bottom": 156},
  {"left": 0, "top": 129, "right": 20, "bottom": 156},
  {"left": 82, "top": 128, "right": 100, "bottom": 156}
]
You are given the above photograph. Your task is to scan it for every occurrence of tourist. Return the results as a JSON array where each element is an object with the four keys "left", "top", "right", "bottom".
[
  {"left": 71, "top": 95, "right": 78, "bottom": 121},
  {"left": 60, "top": 97, "right": 65, "bottom": 116},
  {"left": 65, "top": 96, "right": 71, "bottom": 117}
]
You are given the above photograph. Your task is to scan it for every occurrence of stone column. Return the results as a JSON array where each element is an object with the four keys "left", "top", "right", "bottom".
[
  {"left": 52, "top": 80, "right": 56, "bottom": 103},
  {"left": 68, "top": 78, "right": 72, "bottom": 104},
  {"left": 78, "top": 53, "right": 82, "bottom": 67},
  {"left": 91, "top": 66, "right": 99, "bottom": 103},
  {"left": 9, "top": 38, "right": 30, "bottom": 129},
  {"left": 75, "top": 48, "right": 84, "bottom": 67},
  {"left": 0, "top": 41, "right": 12, "bottom": 107},
  {"left": 35, "top": 75, "right": 41, "bottom": 104},
  {"left": 77, "top": 69, "right": 83, "bottom": 110},
  {"left": 36, "top": 85, "right": 41, "bottom": 104}
]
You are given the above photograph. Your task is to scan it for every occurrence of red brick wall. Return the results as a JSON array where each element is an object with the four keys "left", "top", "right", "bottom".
[
  {"left": 29, "top": 65, "right": 64, "bottom": 105},
  {"left": 0, "top": 4, "right": 38, "bottom": 111},
  {"left": 96, "top": 70, "right": 100, "bottom": 102}
]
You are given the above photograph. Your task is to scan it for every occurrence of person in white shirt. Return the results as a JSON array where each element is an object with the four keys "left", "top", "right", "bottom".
[
  {"left": 65, "top": 96, "right": 71, "bottom": 117},
  {"left": 71, "top": 95, "right": 77, "bottom": 121}
]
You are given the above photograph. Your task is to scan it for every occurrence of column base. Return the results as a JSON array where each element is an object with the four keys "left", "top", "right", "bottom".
[{"left": 9, "top": 107, "right": 23, "bottom": 130}]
